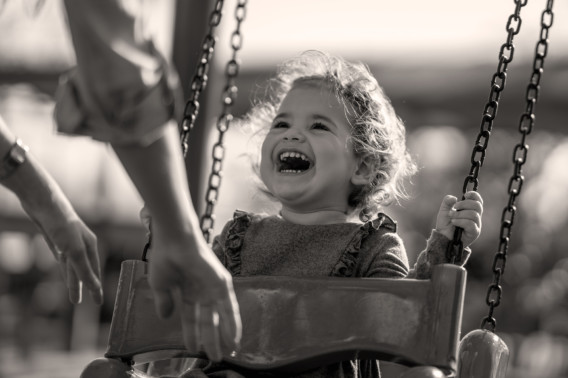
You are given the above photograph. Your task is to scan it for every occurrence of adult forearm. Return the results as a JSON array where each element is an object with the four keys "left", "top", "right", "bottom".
[
  {"left": 1, "top": 118, "right": 74, "bottom": 224},
  {"left": 4, "top": 150, "right": 76, "bottom": 227},
  {"left": 111, "top": 120, "right": 202, "bottom": 241}
]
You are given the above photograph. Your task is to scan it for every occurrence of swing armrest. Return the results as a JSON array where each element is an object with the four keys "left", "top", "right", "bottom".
[{"left": 104, "top": 260, "right": 465, "bottom": 374}]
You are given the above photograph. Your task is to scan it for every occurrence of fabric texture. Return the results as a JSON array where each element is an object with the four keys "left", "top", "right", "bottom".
[{"left": 55, "top": 0, "right": 184, "bottom": 146}]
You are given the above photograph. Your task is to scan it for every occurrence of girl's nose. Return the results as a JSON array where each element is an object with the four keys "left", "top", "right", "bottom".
[{"left": 283, "top": 127, "right": 305, "bottom": 142}]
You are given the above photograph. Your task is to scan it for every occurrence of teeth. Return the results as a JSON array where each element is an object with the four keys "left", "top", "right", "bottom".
[
  {"left": 281, "top": 169, "right": 303, "bottom": 173},
  {"left": 279, "top": 151, "right": 309, "bottom": 161}
]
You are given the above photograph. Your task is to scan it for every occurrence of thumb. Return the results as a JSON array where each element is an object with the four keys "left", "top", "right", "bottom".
[
  {"left": 152, "top": 288, "right": 175, "bottom": 319},
  {"left": 439, "top": 195, "right": 457, "bottom": 212}
]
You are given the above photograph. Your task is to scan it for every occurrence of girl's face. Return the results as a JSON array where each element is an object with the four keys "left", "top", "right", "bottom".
[{"left": 260, "top": 82, "right": 364, "bottom": 217}]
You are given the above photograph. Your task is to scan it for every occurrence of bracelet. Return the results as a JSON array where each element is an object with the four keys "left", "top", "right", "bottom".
[{"left": 0, "top": 138, "right": 29, "bottom": 181}]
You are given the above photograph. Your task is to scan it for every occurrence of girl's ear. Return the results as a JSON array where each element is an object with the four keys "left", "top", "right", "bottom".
[{"left": 351, "top": 157, "right": 374, "bottom": 186}]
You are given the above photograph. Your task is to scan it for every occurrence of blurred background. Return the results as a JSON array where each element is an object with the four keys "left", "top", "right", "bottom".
[{"left": 0, "top": 0, "right": 567, "bottom": 377}]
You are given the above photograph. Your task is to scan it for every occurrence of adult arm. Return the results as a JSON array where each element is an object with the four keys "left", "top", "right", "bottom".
[
  {"left": 57, "top": 0, "right": 242, "bottom": 359},
  {"left": 113, "top": 121, "right": 241, "bottom": 358},
  {"left": 0, "top": 116, "right": 103, "bottom": 304}
]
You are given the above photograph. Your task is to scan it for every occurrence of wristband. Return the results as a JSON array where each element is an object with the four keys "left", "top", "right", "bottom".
[{"left": 0, "top": 138, "right": 29, "bottom": 181}]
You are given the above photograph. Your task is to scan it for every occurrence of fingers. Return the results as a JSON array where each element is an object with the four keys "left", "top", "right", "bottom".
[
  {"left": 439, "top": 195, "right": 458, "bottom": 212},
  {"left": 67, "top": 261, "right": 82, "bottom": 304},
  {"left": 67, "top": 247, "right": 103, "bottom": 305},
  {"left": 180, "top": 301, "right": 199, "bottom": 353},
  {"left": 450, "top": 217, "right": 481, "bottom": 234},
  {"left": 448, "top": 191, "right": 483, "bottom": 247},
  {"left": 449, "top": 208, "right": 481, "bottom": 225},
  {"left": 453, "top": 195, "right": 483, "bottom": 215},
  {"left": 218, "top": 291, "right": 242, "bottom": 352},
  {"left": 83, "top": 233, "right": 104, "bottom": 304},
  {"left": 179, "top": 301, "right": 225, "bottom": 362},
  {"left": 449, "top": 192, "right": 482, "bottom": 234},
  {"left": 198, "top": 305, "right": 223, "bottom": 362},
  {"left": 463, "top": 190, "right": 483, "bottom": 204}
]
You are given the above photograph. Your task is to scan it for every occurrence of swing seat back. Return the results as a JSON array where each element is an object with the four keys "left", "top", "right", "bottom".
[{"left": 88, "top": 260, "right": 465, "bottom": 376}]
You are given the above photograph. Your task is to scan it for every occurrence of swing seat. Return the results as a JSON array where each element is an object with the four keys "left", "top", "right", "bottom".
[{"left": 82, "top": 260, "right": 468, "bottom": 377}]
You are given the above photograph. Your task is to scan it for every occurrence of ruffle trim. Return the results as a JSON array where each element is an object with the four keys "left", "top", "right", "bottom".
[
  {"left": 224, "top": 210, "right": 252, "bottom": 276},
  {"left": 331, "top": 212, "right": 397, "bottom": 277},
  {"left": 222, "top": 211, "right": 397, "bottom": 278}
]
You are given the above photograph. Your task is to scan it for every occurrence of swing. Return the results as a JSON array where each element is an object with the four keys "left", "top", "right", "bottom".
[{"left": 81, "top": 1, "right": 555, "bottom": 377}]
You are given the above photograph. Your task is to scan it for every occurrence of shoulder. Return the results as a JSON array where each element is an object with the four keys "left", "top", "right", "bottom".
[
  {"left": 217, "top": 210, "right": 278, "bottom": 240},
  {"left": 356, "top": 213, "right": 408, "bottom": 277},
  {"left": 357, "top": 212, "right": 399, "bottom": 246},
  {"left": 369, "top": 212, "right": 398, "bottom": 233}
]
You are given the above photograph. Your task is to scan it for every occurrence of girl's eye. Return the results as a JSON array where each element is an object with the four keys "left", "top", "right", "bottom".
[
  {"left": 311, "top": 122, "right": 330, "bottom": 131},
  {"left": 272, "top": 121, "right": 289, "bottom": 129}
]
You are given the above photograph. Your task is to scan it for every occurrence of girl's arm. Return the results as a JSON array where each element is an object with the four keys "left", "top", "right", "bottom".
[
  {"left": 0, "top": 116, "right": 103, "bottom": 304},
  {"left": 407, "top": 230, "right": 471, "bottom": 279},
  {"left": 364, "top": 232, "right": 410, "bottom": 278}
]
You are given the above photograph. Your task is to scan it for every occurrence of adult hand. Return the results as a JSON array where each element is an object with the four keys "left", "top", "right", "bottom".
[
  {"left": 35, "top": 214, "right": 103, "bottom": 305},
  {"left": 141, "top": 209, "right": 242, "bottom": 362},
  {"left": 435, "top": 190, "right": 483, "bottom": 248},
  {"left": 148, "top": 229, "right": 242, "bottom": 362}
]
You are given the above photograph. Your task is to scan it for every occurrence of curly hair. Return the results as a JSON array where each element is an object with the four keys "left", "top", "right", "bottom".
[{"left": 242, "top": 50, "right": 417, "bottom": 221}]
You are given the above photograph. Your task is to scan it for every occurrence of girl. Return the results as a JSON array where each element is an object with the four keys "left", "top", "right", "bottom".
[{"left": 143, "top": 50, "right": 483, "bottom": 377}]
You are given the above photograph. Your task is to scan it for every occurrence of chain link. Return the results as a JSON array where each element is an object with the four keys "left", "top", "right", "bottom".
[
  {"left": 200, "top": 0, "right": 247, "bottom": 242},
  {"left": 446, "top": 0, "right": 529, "bottom": 264},
  {"left": 481, "top": 0, "right": 554, "bottom": 332},
  {"left": 180, "top": 0, "right": 225, "bottom": 156}
]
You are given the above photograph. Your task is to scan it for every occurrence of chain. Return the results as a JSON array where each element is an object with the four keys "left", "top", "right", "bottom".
[
  {"left": 481, "top": 0, "right": 554, "bottom": 332},
  {"left": 200, "top": 0, "right": 247, "bottom": 242},
  {"left": 180, "top": 0, "right": 225, "bottom": 156},
  {"left": 446, "top": 0, "right": 528, "bottom": 264}
]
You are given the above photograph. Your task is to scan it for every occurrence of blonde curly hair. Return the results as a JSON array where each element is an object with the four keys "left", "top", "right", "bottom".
[{"left": 243, "top": 50, "right": 417, "bottom": 221}]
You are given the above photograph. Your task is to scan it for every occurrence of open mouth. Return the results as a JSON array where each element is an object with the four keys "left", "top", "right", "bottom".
[{"left": 278, "top": 151, "right": 312, "bottom": 173}]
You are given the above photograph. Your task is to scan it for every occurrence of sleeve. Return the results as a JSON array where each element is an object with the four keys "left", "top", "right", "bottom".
[
  {"left": 364, "top": 231, "right": 410, "bottom": 279},
  {"left": 407, "top": 229, "right": 471, "bottom": 279},
  {"left": 55, "top": 0, "right": 184, "bottom": 146}
]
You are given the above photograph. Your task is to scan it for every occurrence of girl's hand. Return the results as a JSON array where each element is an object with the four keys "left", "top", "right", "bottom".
[{"left": 435, "top": 191, "right": 483, "bottom": 248}]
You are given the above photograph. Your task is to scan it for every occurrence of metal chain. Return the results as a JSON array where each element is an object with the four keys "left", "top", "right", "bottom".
[
  {"left": 481, "top": 0, "right": 554, "bottom": 332},
  {"left": 446, "top": 0, "right": 528, "bottom": 264},
  {"left": 180, "top": 0, "right": 225, "bottom": 156},
  {"left": 200, "top": 0, "right": 247, "bottom": 242}
]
